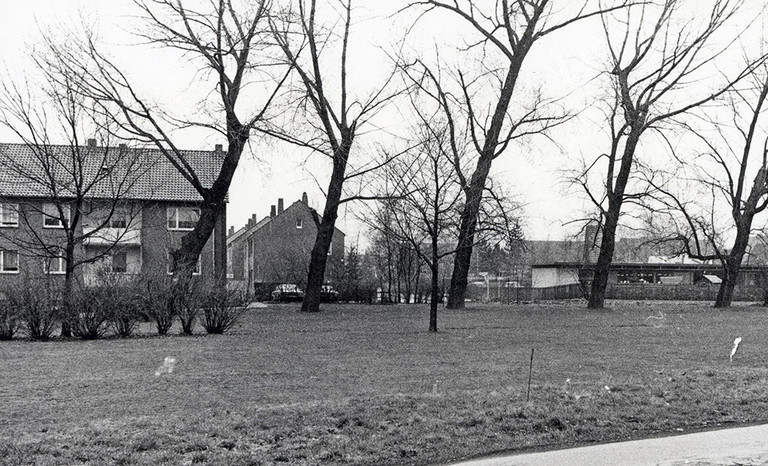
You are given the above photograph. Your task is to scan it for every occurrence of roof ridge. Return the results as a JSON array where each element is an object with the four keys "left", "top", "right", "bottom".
[{"left": 0, "top": 142, "right": 223, "bottom": 202}]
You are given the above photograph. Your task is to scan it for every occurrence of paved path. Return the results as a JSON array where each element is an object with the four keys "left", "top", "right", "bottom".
[{"left": 453, "top": 424, "right": 768, "bottom": 465}]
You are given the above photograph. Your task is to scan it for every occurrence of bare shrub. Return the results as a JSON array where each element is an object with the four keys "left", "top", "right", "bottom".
[
  {"left": 92, "top": 272, "right": 144, "bottom": 338},
  {"left": 0, "top": 292, "right": 21, "bottom": 340},
  {"left": 69, "top": 286, "right": 110, "bottom": 340},
  {"left": 111, "top": 296, "right": 142, "bottom": 338},
  {"left": 138, "top": 277, "right": 175, "bottom": 335},
  {"left": 8, "top": 279, "right": 61, "bottom": 340},
  {"left": 175, "top": 282, "right": 199, "bottom": 336},
  {"left": 200, "top": 286, "right": 248, "bottom": 334}
]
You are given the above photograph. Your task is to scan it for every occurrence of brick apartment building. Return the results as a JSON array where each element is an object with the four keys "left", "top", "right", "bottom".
[
  {"left": 227, "top": 193, "right": 345, "bottom": 293},
  {"left": 0, "top": 141, "right": 225, "bottom": 288}
]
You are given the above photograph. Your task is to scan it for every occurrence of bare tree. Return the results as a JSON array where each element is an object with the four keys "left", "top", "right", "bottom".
[
  {"left": 641, "top": 62, "right": 768, "bottom": 307},
  {"left": 367, "top": 206, "right": 400, "bottom": 303},
  {"left": 268, "top": 0, "right": 404, "bottom": 312},
  {"left": 575, "top": 0, "right": 766, "bottom": 308},
  {"left": 39, "top": 0, "right": 288, "bottom": 286},
  {"left": 382, "top": 124, "right": 462, "bottom": 331},
  {"left": 403, "top": 0, "right": 630, "bottom": 309},
  {"left": 0, "top": 54, "right": 149, "bottom": 335},
  {"left": 366, "top": 111, "right": 523, "bottom": 329}
]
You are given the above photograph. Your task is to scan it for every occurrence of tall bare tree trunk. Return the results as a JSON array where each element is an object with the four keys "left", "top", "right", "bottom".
[
  {"left": 715, "top": 221, "right": 751, "bottom": 308},
  {"left": 447, "top": 61, "right": 525, "bottom": 309},
  {"left": 60, "top": 242, "right": 77, "bottom": 337},
  {"left": 302, "top": 143, "right": 350, "bottom": 312},
  {"left": 447, "top": 156, "right": 494, "bottom": 308},
  {"left": 587, "top": 213, "right": 617, "bottom": 309},
  {"left": 588, "top": 125, "right": 642, "bottom": 309},
  {"left": 429, "top": 232, "right": 439, "bottom": 332},
  {"left": 173, "top": 135, "right": 248, "bottom": 285}
]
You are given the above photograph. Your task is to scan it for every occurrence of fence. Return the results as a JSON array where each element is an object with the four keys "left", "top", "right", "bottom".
[
  {"left": 464, "top": 283, "right": 585, "bottom": 303},
  {"left": 504, "top": 284, "right": 585, "bottom": 303},
  {"left": 469, "top": 282, "right": 766, "bottom": 303},
  {"left": 605, "top": 283, "right": 763, "bottom": 302}
]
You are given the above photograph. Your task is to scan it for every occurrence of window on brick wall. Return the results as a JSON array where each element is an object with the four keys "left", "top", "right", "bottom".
[
  {"left": 167, "top": 206, "right": 200, "bottom": 231},
  {"left": 0, "top": 250, "right": 19, "bottom": 273},
  {"left": 43, "top": 203, "right": 69, "bottom": 229},
  {"left": 44, "top": 254, "right": 65, "bottom": 274},
  {"left": 0, "top": 203, "right": 19, "bottom": 227}
]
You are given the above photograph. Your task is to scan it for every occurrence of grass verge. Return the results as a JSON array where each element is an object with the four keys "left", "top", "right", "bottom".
[{"left": 1, "top": 301, "right": 767, "bottom": 464}]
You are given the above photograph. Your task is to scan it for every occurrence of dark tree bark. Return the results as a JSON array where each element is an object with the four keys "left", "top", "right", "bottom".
[
  {"left": 716, "top": 235, "right": 748, "bottom": 307},
  {"left": 588, "top": 122, "right": 643, "bottom": 308},
  {"left": 302, "top": 148, "right": 350, "bottom": 312},
  {"left": 448, "top": 155, "right": 495, "bottom": 308}
]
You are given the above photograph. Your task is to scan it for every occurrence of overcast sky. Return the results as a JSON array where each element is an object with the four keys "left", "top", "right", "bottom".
[{"left": 1, "top": 1, "right": 765, "bottom": 247}]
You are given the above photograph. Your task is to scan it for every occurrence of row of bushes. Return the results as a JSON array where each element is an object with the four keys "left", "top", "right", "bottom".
[{"left": 0, "top": 275, "right": 249, "bottom": 341}]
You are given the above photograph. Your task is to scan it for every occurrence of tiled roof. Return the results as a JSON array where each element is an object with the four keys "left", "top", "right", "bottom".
[
  {"left": 0, "top": 142, "right": 224, "bottom": 202},
  {"left": 227, "top": 215, "right": 271, "bottom": 245},
  {"left": 227, "top": 199, "right": 346, "bottom": 244}
]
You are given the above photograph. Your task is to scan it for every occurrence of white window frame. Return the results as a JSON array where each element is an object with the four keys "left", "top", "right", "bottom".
[
  {"left": 296, "top": 218, "right": 303, "bottom": 229},
  {"left": 44, "top": 255, "right": 66, "bottom": 275},
  {"left": 0, "top": 203, "right": 19, "bottom": 227},
  {"left": 167, "top": 251, "right": 201, "bottom": 276},
  {"left": 0, "top": 250, "right": 19, "bottom": 273},
  {"left": 167, "top": 206, "right": 200, "bottom": 231},
  {"left": 43, "top": 203, "right": 70, "bottom": 229}
]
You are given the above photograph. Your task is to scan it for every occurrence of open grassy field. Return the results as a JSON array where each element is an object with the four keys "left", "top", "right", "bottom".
[{"left": 2, "top": 301, "right": 768, "bottom": 465}]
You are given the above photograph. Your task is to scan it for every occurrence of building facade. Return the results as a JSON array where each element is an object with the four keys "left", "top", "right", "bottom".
[
  {"left": 0, "top": 141, "right": 225, "bottom": 289},
  {"left": 227, "top": 193, "right": 345, "bottom": 293}
]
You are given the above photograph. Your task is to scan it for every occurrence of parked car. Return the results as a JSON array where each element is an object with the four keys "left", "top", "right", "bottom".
[
  {"left": 320, "top": 285, "right": 339, "bottom": 302},
  {"left": 271, "top": 284, "right": 304, "bottom": 302}
]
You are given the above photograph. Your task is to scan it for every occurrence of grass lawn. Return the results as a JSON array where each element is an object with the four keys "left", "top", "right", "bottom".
[{"left": 2, "top": 301, "right": 768, "bottom": 465}]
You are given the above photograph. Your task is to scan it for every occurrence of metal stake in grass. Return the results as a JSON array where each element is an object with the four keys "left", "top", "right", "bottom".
[{"left": 526, "top": 348, "right": 534, "bottom": 402}]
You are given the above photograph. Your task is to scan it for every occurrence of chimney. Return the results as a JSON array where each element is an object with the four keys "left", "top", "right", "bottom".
[
  {"left": 214, "top": 144, "right": 223, "bottom": 153},
  {"left": 250, "top": 213, "right": 257, "bottom": 226},
  {"left": 270, "top": 205, "right": 276, "bottom": 218},
  {"left": 228, "top": 226, "right": 234, "bottom": 237},
  {"left": 87, "top": 138, "right": 96, "bottom": 147},
  {"left": 118, "top": 143, "right": 127, "bottom": 150},
  {"left": 301, "top": 192, "right": 308, "bottom": 204},
  {"left": 278, "top": 198, "right": 284, "bottom": 214}
]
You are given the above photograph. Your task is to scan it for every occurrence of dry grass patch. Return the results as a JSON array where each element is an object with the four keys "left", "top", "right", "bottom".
[{"left": 2, "top": 301, "right": 768, "bottom": 464}]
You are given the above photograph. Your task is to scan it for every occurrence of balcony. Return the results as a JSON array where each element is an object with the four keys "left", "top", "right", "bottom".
[{"left": 82, "top": 227, "right": 141, "bottom": 246}]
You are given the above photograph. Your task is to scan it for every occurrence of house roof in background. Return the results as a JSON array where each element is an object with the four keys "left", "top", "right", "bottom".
[
  {"left": 227, "top": 199, "right": 345, "bottom": 244},
  {"left": 0, "top": 142, "right": 224, "bottom": 202}
]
